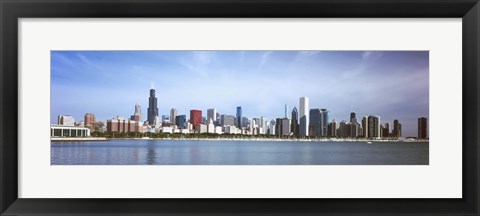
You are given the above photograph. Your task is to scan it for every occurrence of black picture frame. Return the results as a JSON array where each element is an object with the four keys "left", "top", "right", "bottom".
[{"left": 1, "top": 0, "right": 479, "bottom": 215}]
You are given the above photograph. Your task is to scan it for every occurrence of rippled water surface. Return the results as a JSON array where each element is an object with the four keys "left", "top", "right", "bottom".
[{"left": 51, "top": 140, "right": 429, "bottom": 165}]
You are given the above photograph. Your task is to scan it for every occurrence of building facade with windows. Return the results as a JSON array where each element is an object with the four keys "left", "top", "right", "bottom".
[{"left": 51, "top": 125, "right": 90, "bottom": 137}]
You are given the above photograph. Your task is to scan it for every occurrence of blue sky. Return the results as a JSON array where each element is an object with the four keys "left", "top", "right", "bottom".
[{"left": 51, "top": 50, "right": 428, "bottom": 137}]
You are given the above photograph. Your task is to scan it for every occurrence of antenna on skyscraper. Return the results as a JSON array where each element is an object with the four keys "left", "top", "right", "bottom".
[{"left": 151, "top": 81, "right": 154, "bottom": 89}]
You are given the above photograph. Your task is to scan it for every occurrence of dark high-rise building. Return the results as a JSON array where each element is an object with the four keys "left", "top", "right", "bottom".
[
  {"left": 393, "top": 119, "right": 402, "bottom": 138},
  {"left": 382, "top": 122, "right": 390, "bottom": 138},
  {"left": 176, "top": 115, "right": 187, "bottom": 129},
  {"left": 320, "top": 109, "right": 329, "bottom": 136},
  {"left": 241, "top": 117, "right": 249, "bottom": 128},
  {"left": 236, "top": 106, "right": 242, "bottom": 128},
  {"left": 291, "top": 107, "right": 299, "bottom": 136},
  {"left": 367, "top": 116, "right": 381, "bottom": 138},
  {"left": 309, "top": 109, "right": 322, "bottom": 137},
  {"left": 275, "top": 118, "right": 283, "bottom": 136},
  {"left": 190, "top": 110, "right": 202, "bottom": 129},
  {"left": 350, "top": 122, "right": 360, "bottom": 138},
  {"left": 350, "top": 112, "right": 356, "bottom": 123},
  {"left": 338, "top": 120, "right": 348, "bottom": 138},
  {"left": 328, "top": 119, "right": 337, "bottom": 137},
  {"left": 147, "top": 85, "right": 158, "bottom": 126},
  {"left": 418, "top": 117, "right": 428, "bottom": 139}
]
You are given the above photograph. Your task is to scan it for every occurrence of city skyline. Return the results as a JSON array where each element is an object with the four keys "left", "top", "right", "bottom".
[{"left": 51, "top": 50, "right": 429, "bottom": 137}]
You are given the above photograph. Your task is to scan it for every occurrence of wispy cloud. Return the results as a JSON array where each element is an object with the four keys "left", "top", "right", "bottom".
[
  {"left": 299, "top": 50, "right": 321, "bottom": 56},
  {"left": 362, "top": 51, "right": 383, "bottom": 61},
  {"left": 256, "top": 51, "right": 273, "bottom": 71},
  {"left": 179, "top": 51, "right": 215, "bottom": 77}
]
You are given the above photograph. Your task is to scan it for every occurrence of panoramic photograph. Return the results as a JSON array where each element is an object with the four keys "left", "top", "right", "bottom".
[{"left": 50, "top": 50, "right": 429, "bottom": 165}]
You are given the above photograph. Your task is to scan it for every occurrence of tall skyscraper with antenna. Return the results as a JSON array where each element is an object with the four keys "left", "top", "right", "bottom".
[{"left": 147, "top": 82, "right": 158, "bottom": 126}]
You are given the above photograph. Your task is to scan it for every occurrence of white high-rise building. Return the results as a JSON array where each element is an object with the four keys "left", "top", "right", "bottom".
[
  {"left": 57, "top": 115, "right": 75, "bottom": 126},
  {"left": 207, "top": 108, "right": 216, "bottom": 123},
  {"left": 299, "top": 97, "right": 309, "bottom": 136},
  {"left": 135, "top": 104, "right": 141, "bottom": 115},
  {"left": 207, "top": 118, "right": 215, "bottom": 133}
]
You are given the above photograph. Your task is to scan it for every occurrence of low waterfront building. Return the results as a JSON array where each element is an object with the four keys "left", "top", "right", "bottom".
[
  {"left": 224, "top": 125, "right": 239, "bottom": 134},
  {"left": 195, "top": 124, "right": 208, "bottom": 133},
  {"left": 107, "top": 116, "right": 143, "bottom": 133},
  {"left": 162, "top": 126, "right": 173, "bottom": 134},
  {"left": 51, "top": 125, "right": 90, "bottom": 137},
  {"left": 215, "top": 126, "right": 223, "bottom": 134}
]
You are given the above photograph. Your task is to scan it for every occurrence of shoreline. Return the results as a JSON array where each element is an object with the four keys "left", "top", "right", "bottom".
[
  {"left": 51, "top": 137, "right": 110, "bottom": 142},
  {"left": 51, "top": 137, "right": 428, "bottom": 143}
]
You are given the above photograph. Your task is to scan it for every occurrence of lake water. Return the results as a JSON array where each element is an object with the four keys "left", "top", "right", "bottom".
[{"left": 51, "top": 140, "right": 429, "bottom": 165}]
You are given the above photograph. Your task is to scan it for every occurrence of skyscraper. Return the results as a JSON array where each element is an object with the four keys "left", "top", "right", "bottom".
[
  {"left": 393, "top": 119, "right": 402, "bottom": 138},
  {"left": 309, "top": 109, "right": 322, "bottom": 137},
  {"left": 147, "top": 84, "right": 158, "bottom": 126},
  {"left": 176, "top": 115, "right": 187, "bottom": 129},
  {"left": 220, "top": 114, "right": 235, "bottom": 127},
  {"left": 269, "top": 119, "right": 276, "bottom": 135},
  {"left": 84, "top": 113, "right": 95, "bottom": 131},
  {"left": 207, "top": 108, "right": 216, "bottom": 123},
  {"left": 299, "top": 97, "right": 309, "bottom": 136},
  {"left": 291, "top": 107, "right": 299, "bottom": 136},
  {"left": 284, "top": 104, "right": 289, "bottom": 118},
  {"left": 362, "top": 116, "right": 368, "bottom": 138},
  {"left": 236, "top": 106, "right": 242, "bottom": 128},
  {"left": 320, "top": 109, "right": 329, "bottom": 136},
  {"left": 275, "top": 118, "right": 282, "bottom": 136},
  {"left": 130, "top": 103, "right": 142, "bottom": 121},
  {"left": 350, "top": 111, "right": 356, "bottom": 123},
  {"left": 281, "top": 118, "right": 291, "bottom": 136},
  {"left": 328, "top": 119, "right": 337, "bottom": 137},
  {"left": 350, "top": 122, "right": 360, "bottom": 138},
  {"left": 170, "top": 108, "right": 177, "bottom": 126},
  {"left": 338, "top": 120, "right": 348, "bottom": 138},
  {"left": 135, "top": 103, "right": 141, "bottom": 116},
  {"left": 418, "top": 117, "right": 428, "bottom": 139},
  {"left": 368, "top": 116, "right": 381, "bottom": 138},
  {"left": 190, "top": 110, "right": 202, "bottom": 130},
  {"left": 382, "top": 122, "right": 390, "bottom": 138}
]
